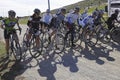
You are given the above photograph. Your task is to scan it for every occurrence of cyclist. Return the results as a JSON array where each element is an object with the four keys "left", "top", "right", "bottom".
[
  {"left": 26, "top": 8, "right": 41, "bottom": 50},
  {"left": 106, "top": 9, "right": 120, "bottom": 30},
  {"left": 92, "top": 8, "right": 105, "bottom": 25},
  {"left": 0, "top": 10, "right": 21, "bottom": 57},
  {"left": 56, "top": 8, "right": 66, "bottom": 25},
  {"left": 78, "top": 10, "right": 99, "bottom": 31},
  {"left": 48, "top": 8, "right": 67, "bottom": 42},
  {"left": 41, "top": 9, "right": 53, "bottom": 42},
  {"left": 41, "top": 9, "right": 52, "bottom": 28},
  {"left": 64, "top": 6, "right": 80, "bottom": 47},
  {"left": 51, "top": 8, "right": 66, "bottom": 33}
]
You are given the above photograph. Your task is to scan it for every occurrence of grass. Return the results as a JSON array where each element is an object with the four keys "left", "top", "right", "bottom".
[
  {"left": 19, "top": 17, "right": 28, "bottom": 24},
  {"left": 0, "top": 41, "right": 6, "bottom": 57}
]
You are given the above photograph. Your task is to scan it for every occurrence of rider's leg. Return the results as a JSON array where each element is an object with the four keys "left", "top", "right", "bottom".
[
  {"left": 35, "top": 36, "right": 40, "bottom": 48},
  {"left": 5, "top": 39, "right": 9, "bottom": 55},
  {"left": 26, "top": 29, "right": 32, "bottom": 42},
  {"left": 4, "top": 30, "right": 10, "bottom": 55},
  {"left": 71, "top": 27, "right": 75, "bottom": 47}
]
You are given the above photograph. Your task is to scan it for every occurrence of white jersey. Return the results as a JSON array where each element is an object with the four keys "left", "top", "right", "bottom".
[
  {"left": 81, "top": 12, "right": 88, "bottom": 20},
  {"left": 41, "top": 13, "right": 52, "bottom": 24},
  {"left": 64, "top": 12, "right": 80, "bottom": 24},
  {"left": 79, "top": 15, "right": 94, "bottom": 28}
]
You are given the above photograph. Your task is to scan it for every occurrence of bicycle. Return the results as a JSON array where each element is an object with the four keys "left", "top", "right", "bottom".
[
  {"left": 40, "top": 26, "right": 51, "bottom": 49},
  {"left": 96, "top": 22, "right": 120, "bottom": 44},
  {"left": 51, "top": 26, "right": 65, "bottom": 53},
  {"left": 22, "top": 28, "right": 43, "bottom": 58},
  {"left": 8, "top": 29, "right": 22, "bottom": 61},
  {"left": 62, "top": 23, "right": 80, "bottom": 50},
  {"left": 75, "top": 24, "right": 98, "bottom": 47},
  {"left": 95, "top": 22, "right": 111, "bottom": 44},
  {"left": 110, "top": 23, "right": 120, "bottom": 44}
]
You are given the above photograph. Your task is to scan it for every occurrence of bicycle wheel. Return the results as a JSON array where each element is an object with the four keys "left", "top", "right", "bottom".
[
  {"left": 64, "top": 33, "right": 72, "bottom": 49},
  {"left": 74, "top": 28, "right": 81, "bottom": 43},
  {"left": 22, "top": 33, "right": 28, "bottom": 52},
  {"left": 111, "top": 28, "right": 120, "bottom": 43},
  {"left": 10, "top": 40, "right": 22, "bottom": 61},
  {"left": 53, "top": 34, "right": 65, "bottom": 53},
  {"left": 29, "top": 37, "right": 43, "bottom": 58},
  {"left": 40, "top": 32, "right": 50, "bottom": 48},
  {"left": 84, "top": 29, "right": 98, "bottom": 47},
  {"left": 98, "top": 28, "right": 111, "bottom": 44}
]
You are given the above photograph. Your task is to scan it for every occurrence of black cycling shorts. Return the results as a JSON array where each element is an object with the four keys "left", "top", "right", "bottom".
[{"left": 4, "top": 30, "right": 16, "bottom": 39}]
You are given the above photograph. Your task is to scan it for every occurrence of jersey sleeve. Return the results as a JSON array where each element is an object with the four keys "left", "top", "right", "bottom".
[{"left": 1, "top": 20, "right": 5, "bottom": 25}]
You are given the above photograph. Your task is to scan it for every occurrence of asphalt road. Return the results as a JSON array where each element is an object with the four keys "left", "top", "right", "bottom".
[{"left": 0, "top": 25, "right": 120, "bottom": 80}]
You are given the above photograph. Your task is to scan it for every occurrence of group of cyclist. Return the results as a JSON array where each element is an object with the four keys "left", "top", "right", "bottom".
[{"left": 0, "top": 6, "right": 120, "bottom": 57}]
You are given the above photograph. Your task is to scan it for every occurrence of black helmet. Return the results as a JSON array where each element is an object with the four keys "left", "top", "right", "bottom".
[
  {"left": 61, "top": 8, "right": 66, "bottom": 12},
  {"left": 74, "top": 6, "right": 80, "bottom": 11},
  {"left": 8, "top": 10, "right": 16, "bottom": 16},
  {"left": 34, "top": 8, "right": 41, "bottom": 14},
  {"left": 115, "top": 9, "right": 119, "bottom": 13}
]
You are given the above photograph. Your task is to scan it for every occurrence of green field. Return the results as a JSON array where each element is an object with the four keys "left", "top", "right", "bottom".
[{"left": 0, "top": 42, "right": 6, "bottom": 57}]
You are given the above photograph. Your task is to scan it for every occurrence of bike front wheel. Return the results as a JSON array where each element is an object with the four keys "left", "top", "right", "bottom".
[{"left": 29, "top": 37, "right": 43, "bottom": 58}]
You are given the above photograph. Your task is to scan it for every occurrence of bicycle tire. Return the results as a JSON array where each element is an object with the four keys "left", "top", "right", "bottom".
[
  {"left": 111, "top": 28, "right": 120, "bottom": 43},
  {"left": 29, "top": 37, "right": 43, "bottom": 58},
  {"left": 98, "top": 28, "right": 111, "bottom": 44},
  {"left": 63, "top": 33, "right": 72, "bottom": 49},
  {"left": 84, "top": 29, "right": 98, "bottom": 47},
  {"left": 11, "top": 41, "right": 22, "bottom": 61},
  {"left": 53, "top": 34, "right": 65, "bottom": 53},
  {"left": 22, "top": 33, "right": 28, "bottom": 52},
  {"left": 40, "top": 32, "right": 50, "bottom": 48}
]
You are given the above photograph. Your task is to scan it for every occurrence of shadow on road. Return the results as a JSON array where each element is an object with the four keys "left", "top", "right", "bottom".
[{"left": 0, "top": 40, "right": 119, "bottom": 80}]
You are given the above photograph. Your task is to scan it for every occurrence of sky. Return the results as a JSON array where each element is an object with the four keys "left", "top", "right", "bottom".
[{"left": 0, "top": 0, "right": 83, "bottom": 17}]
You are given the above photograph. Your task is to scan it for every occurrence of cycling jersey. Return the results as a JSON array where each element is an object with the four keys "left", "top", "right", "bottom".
[
  {"left": 1, "top": 18, "right": 17, "bottom": 29},
  {"left": 81, "top": 12, "right": 88, "bottom": 20},
  {"left": 27, "top": 16, "right": 41, "bottom": 29},
  {"left": 64, "top": 12, "right": 79, "bottom": 24},
  {"left": 1, "top": 18, "right": 18, "bottom": 39},
  {"left": 56, "top": 13, "right": 65, "bottom": 24},
  {"left": 41, "top": 13, "right": 52, "bottom": 25},
  {"left": 79, "top": 16, "right": 94, "bottom": 28}
]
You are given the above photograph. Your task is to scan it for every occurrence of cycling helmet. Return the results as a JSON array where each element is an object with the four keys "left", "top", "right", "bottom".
[
  {"left": 34, "top": 8, "right": 41, "bottom": 14},
  {"left": 8, "top": 10, "right": 16, "bottom": 16},
  {"left": 46, "top": 9, "right": 50, "bottom": 13},
  {"left": 61, "top": 8, "right": 66, "bottom": 12},
  {"left": 115, "top": 9, "right": 119, "bottom": 14},
  {"left": 74, "top": 6, "right": 80, "bottom": 11}
]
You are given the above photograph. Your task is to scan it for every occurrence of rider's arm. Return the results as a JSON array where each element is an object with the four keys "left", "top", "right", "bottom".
[
  {"left": 16, "top": 19, "right": 21, "bottom": 30},
  {"left": 27, "top": 17, "right": 32, "bottom": 28}
]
